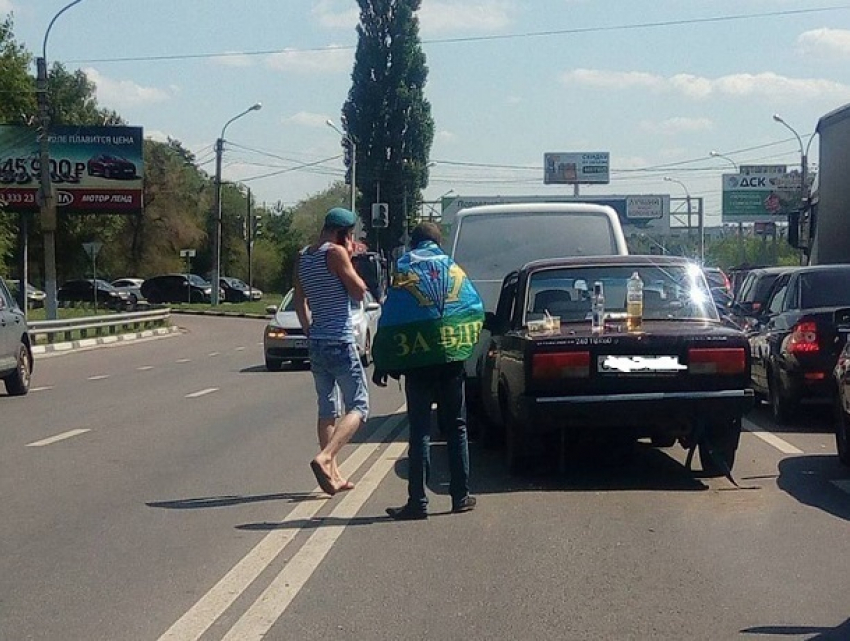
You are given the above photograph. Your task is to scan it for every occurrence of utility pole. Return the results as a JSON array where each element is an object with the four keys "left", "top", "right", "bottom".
[
  {"left": 36, "top": 56, "right": 58, "bottom": 320},
  {"left": 246, "top": 188, "right": 254, "bottom": 301}
]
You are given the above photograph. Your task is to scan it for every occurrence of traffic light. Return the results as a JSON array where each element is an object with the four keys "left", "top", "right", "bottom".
[
  {"left": 371, "top": 203, "right": 389, "bottom": 228},
  {"left": 252, "top": 215, "right": 262, "bottom": 237}
]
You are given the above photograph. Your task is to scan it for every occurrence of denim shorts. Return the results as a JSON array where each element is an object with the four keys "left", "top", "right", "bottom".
[{"left": 309, "top": 339, "right": 369, "bottom": 420}]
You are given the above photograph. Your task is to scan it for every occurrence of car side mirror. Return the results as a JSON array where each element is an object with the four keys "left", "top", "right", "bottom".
[{"left": 265, "top": 305, "right": 278, "bottom": 314}]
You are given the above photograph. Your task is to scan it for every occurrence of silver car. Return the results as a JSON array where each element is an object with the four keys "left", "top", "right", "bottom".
[
  {"left": 263, "top": 288, "right": 381, "bottom": 371},
  {"left": 0, "top": 276, "right": 33, "bottom": 396}
]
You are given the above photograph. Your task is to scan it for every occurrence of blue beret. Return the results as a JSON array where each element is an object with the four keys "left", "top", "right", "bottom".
[{"left": 325, "top": 207, "right": 357, "bottom": 228}]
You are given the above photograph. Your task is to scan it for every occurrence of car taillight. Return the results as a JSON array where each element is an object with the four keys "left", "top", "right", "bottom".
[
  {"left": 688, "top": 348, "right": 746, "bottom": 375},
  {"left": 788, "top": 320, "right": 819, "bottom": 354},
  {"left": 532, "top": 351, "right": 590, "bottom": 380}
]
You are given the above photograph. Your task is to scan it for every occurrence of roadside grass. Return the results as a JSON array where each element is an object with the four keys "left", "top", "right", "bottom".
[{"left": 169, "top": 295, "right": 279, "bottom": 315}]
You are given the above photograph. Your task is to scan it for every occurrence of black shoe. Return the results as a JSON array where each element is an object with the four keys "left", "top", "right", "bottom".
[
  {"left": 386, "top": 504, "right": 428, "bottom": 521},
  {"left": 452, "top": 495, "right": 477, "bottom": 513}
]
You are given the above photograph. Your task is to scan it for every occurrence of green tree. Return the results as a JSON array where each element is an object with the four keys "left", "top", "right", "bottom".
[
  {"left": 0, "top": 15, "right": 36, "bottom": 276},
  {"left": 342, "top": 0, "right": 434, "bottom": 252}
]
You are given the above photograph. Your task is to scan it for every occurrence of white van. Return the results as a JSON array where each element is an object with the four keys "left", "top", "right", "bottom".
[
  {"left": 449, "top": 202, "right": 628, "bottom": 311},
  {"left": 448, "top": 202, "right": 628, "bottom": 426}
]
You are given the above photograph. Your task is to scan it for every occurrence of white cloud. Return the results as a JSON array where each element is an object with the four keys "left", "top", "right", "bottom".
[
  {"left": 561, "top": 68, "right": 850, "bottom": 102},
  {"left": 83, "top": 67, "right": 173, "bottom": 108},
  {"left": 797, "top": 28, "right": 850, "bottom": 58},
  {"left": 285, "top": 111, "right": 331, "bottom": 128},
  {"left": 312, "top": 0, "right": 359, "bottom": 29},
  {"left": 419, "top": 1, "right": 515, "bottom": 34},
  {"left": 144, "top": 130, "right": 171, "bottom": 143},
  {"left": 214, "top": 52, "right": 255, "bottom": 68},
  {"left": 265, "top": 46, "right": 352, "bottom": 74},
  {"left": 436, "top": 130, "right": 457, "bottom": 143},
  {"left": 640, "top": 117, "right": 714, "bottom": 135},
  {"left": 0, "top": 1, "right": 14, "bottom": 13}
]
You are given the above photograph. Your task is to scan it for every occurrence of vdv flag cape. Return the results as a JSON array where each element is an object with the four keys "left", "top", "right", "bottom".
[{"left": 373, "top": 242, "right": 484, "bottom": 372}]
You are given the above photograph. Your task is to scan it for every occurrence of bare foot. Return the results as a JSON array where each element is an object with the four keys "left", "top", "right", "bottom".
[{"left": 310, "top": 458, "right": 337, "bottom": 495}]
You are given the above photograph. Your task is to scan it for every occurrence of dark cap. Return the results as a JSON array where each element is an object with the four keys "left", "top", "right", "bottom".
[{"left": 324, "top": 207, "right": 357, "bottom": 228}]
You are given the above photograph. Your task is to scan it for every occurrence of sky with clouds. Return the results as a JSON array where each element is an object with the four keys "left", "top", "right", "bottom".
[{"left": 8, "top": 0, "right": 850, "bottom": 226}]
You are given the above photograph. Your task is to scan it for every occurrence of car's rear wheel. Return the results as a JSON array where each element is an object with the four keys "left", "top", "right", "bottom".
[
  {"left": 4, "top": 343, "right": 32, "bottom": 396},
  {"left": 501, "top": 389, "right": 531, "bottom": 475},
  {"left": 835, "top": 395, "right": 850, "bottom": 467},
  {"left": 699, "top": 417, "right": 741, "bottom": 477},
  {"left": 265, "top": 357, "right": 283, "bottom": 372},
  {"left": 769, "top": 370, "right": 796, "bottom": 424}
]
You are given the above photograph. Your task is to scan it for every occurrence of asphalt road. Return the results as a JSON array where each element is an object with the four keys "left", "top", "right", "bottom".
[{"left": 2, "top": 314, "right": 849, "bottom": 641}]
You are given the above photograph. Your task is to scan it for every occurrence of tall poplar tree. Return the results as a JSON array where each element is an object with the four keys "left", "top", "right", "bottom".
[{"left": 341, "top": 0, "right": 434, "bottom": 252}]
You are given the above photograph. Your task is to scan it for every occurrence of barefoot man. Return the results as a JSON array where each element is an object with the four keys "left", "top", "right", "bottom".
[{"left": 294, "top": 207, "right": 369, "bottom": 495}]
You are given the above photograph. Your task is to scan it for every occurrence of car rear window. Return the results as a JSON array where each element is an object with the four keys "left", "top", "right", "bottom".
[
  {"left": 752, "top": 274, "right": 781, "bottom": 303},
  {"left": 452, "top": 212, "right": 617, "bottom": 282},
  {"left": 800, "top": 270, "right": 850, "bottom": 308}
]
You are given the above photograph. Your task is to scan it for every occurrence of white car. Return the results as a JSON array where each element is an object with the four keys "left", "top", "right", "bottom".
[{"left": 263, "top": 288, "right": 381, "bottom": 371}]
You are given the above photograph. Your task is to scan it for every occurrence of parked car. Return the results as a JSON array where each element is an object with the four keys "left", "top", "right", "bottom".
[
  {"left": 0, "top": 276, "right": 33, "bottom": 395},
  {"left": 219, "top": 276, "right": 262, "bottom": 303},
  {"left": 111, "top": 278, "right": 145, "bottom": 306},
  {"left": 57, "top": 279, "right": 132, "bottom": 310},
  {"left": 478, "top": 255, "right": 754, "bottom": 476},
  {"left": 263, "top": 288, "right": 381, "bottom": 371},
  {"left": 86, "top": 154, "right": 137, "bottom": 180},
  {"left": 833, "top": 338, "right": 850, "bottom": 466},
  {"left": 704, "top": 266, "right": 732, "bottom": 297},
  {"left": 141, "top": 274, "right": 215, "bottom": 304},
  {"left": 7, "top": 280, "right": 46, "bottom": 308},
  {"left": 728, "top": 266, "right": 793, "bottom": 329},
  {"left": 748, "top": 265, "right": 850, "bottom": 423}
]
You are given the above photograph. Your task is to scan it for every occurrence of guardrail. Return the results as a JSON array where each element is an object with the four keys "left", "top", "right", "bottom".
[{"left": 28, "top": 308, "right": 172, "bottom": 344}]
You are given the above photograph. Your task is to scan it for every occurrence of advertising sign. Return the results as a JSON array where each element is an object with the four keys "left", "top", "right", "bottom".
[
  {"left": 544, "top": 152, "right": 610, "bottom": 185},
  {"left": 720, "top": 171, "right": 806, "bottom": 223},
  {"left": 0, "top": 125, "right": 144, "bottom": 214},
  {"left": 440, "top": 194, "right": 670, "bottom": 234}
]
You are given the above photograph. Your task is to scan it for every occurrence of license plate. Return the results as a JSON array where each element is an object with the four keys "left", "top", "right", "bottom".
[
  {"left": 287, "top": 338, "right": 308, "bottom": 349},
  {"left": 598, "top": 355, "right": 686, "bottom": 373}
]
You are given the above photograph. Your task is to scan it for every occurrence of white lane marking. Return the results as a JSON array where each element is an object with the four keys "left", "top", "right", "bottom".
[
  {"left": 235, "top": 347, "right": 246, "bottom": 352},
  {"left": 88, "top": 375, "right": 110, "bottom": 381},
  {"left": 208, "top": 352, "right": 220, "bottom": 357},
  {"left": 137, "top": 366, "right": 154, "bottom": 371},
  {"left": 743, "top": 421, "right": 804, "bottom": 455},
  {"left": 185, "top": 388, "right": 218, "bottom": 399},
  {"left": 30, "top": 386, "right": 53, "bottom": 392},
  {"left": 176, "top": 358, "right": 191, "bottom": 363},
  {"left": 157, "top": 408, "right": 406, "bottom": 641},
  {"left": 832, "top": 480, "right": 850, "bottom": 495},
  {"left": 27, "top": 429, "right": 90, "bottom": 447},
  {"left": 221, "top": 440, "right": 407, "bottom": 641}
]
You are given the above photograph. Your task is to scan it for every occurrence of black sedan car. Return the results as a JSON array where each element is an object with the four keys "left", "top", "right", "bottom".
[
  {"left": 86, "top": 154, "right": 137, "bottom": 180},
  {"left": 728, "top": 266, "right": 792, "bottom": 329},
  {"left": 748, "top": 265, "right": 850, "bottom": 423},
  {"left": 57, "top": 279, "right": 132, "bottom": 311},
  {"left": 833, "top": 339, "right": 850, "bottom": 466},
  {"left": 219, "top": 277, "right": 262, "bottom": 303},
  {"left": 478, "top": 255, "right": 753, "bottom": 476},
  {"left": 141, "top": 274, "right": 215, "bottom": 304}
]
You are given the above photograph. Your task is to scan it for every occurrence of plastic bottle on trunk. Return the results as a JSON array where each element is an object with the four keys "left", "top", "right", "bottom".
[
  {"left": 592, "top": 281, "right": 605, "bottom": 333},
  {"left": 626, "top": 271, "right": 643, "bottom": 332}
]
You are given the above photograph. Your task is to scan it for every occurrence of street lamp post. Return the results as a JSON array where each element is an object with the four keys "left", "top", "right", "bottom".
[
  {"left": 772, "top": 113, "right": 809, "bottom": 218},
  {"left": 37, "top": 0, "right": 85, "bottom": 320},
  {"left": 326, "top": 119, "right": 356, "bottom": 214},
  {"left": 710, "top": 150, "right": 742, "bottom": 256},
  {"left": 709, "top": 150, "right": 739, "bottom": 172},
  {"left": 211, "top": 103, "right": 262, "bottom": 306},
  {"left": 664, "top": 176, "right": 703, "bottom": 262}
]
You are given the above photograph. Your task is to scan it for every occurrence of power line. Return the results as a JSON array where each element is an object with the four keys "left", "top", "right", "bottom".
[{"left": 66, "top": 5, "right": 850, "bottom": 64}]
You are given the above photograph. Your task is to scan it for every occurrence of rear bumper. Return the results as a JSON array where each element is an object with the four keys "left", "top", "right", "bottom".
[{"left": 519, "top": 389, "right": 755, "bottom": 433}]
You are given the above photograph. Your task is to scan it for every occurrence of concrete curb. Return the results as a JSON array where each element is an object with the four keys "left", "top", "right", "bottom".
[
  {"left": 170, "top": 310, "right": 271, "bottom": 320},
  {"left": 31, "top": 325, "right": 181, "bottom": 356}
]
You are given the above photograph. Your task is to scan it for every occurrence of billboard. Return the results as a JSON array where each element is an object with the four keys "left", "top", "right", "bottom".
[
  {"left": 720, "top": 171, "right": 807, "bottom": 223},
  {"left": 440, "top": 194, "right": 670, "bottom": 235},
  {"left": 0, "top": 125, "right": 144, "bottom": 214},
  {"left": 544, "top": 152, "right": 610, "bottom": 185}
]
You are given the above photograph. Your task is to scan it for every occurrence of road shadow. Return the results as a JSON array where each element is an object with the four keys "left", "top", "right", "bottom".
[
  {"left": 747, "top": 401, "right": 834, "bottom": 435},
  {"left": 741, "top": 617, "right": 850, "bottom": 639},
  {"left": 384, "top": 439, "right": 713, "bottom": 496},
  {"left": 239, "top": 361, "right": 311, "bottom": 374},
  {"left": 146, "top": 492, "right": 322, "bottom": 510},
  {"left": 777, "top": 454, "right": 850, "bottom": 523},
  {"left": 235, "top": 513, "right": 409, "bottom": 532}
]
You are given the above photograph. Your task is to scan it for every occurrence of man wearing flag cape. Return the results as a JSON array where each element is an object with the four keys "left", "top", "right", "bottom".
[{"left": 372, "top": 222, "right": 485, "bottom": 520}]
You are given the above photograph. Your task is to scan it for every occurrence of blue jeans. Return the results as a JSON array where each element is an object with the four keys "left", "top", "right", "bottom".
[
  {"left": 404, "top": 362, "right": 470, "bottom": 511},
  {"left": 309, "top": 340, "right": 369, "bottom": 420}
]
